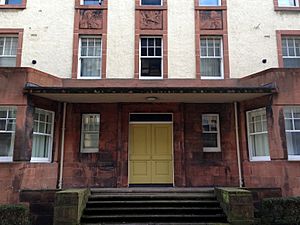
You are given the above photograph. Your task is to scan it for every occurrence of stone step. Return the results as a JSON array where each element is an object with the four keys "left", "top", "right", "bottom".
[
  {"left": 81, "top": 214, "right": 228, "bottom": 224},
  {"left": 86, "top": 200, "right": 220, "bottom": 208},
  {"left": 88, "top": 193, "right": 216, "bottom": 201},
  {"left": 90, "top": 188, "right": 215, "bottom": 194},
  {"left": 84, "top": 207, "right": 224, "bottom": 215},
  {"left": 82, "top": 223, "right": 230, "bottom": 225}
]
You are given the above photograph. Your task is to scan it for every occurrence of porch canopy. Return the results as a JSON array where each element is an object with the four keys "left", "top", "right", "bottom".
[{"left": 24, "top": 85, "right": 276, "bottom": 103}]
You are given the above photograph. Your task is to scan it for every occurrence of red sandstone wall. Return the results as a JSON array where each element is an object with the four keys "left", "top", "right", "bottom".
[
  {"left": 184, "top": 104, "right": 240, "bottom": 187},
  {"left": 62, "top": 103, "right": 240, "bottom": 188},
  {"left": 240, "top": 90, "right": 300, "bottom": 196},
  {"left": 0, "top": 163, "right": 58, "bottom": 204},
  {"left": 0, "top": 69, "right": 61, "bottom": 204}
]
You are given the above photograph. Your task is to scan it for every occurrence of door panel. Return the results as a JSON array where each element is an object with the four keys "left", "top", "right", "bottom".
[
  {"left": 129, "top": 123, "right": 173, "bottom": 184},
  {"left": 151, "top": 160, "right": 173, "bottom": 183},
  {"left": 129, "top": 125, "right": 152, "bottom": 183},
  {"left": 130, "top": 161, "right": 151, "bottom": 184},
  {"left": 152, "top": 125, "right": 172, "bottom": 160},
  {"left": 129, "top": 125, "right": 151, "bottom": 160}
]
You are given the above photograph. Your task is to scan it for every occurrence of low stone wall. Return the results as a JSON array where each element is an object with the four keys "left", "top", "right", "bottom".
[
  {"left": 215, "top": 187, "right": 254, "bottom": 225},
  {"left": 53, "top": 189, "right": 90, "bottom": 225}
]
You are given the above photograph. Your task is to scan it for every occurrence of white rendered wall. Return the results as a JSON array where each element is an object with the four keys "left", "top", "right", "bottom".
[
  {"left": 227, "top": 0, "right": 300, "bottom": 78},
  {"left": 168, "top": 0, "right": 196, "bottom": 78},
  {"left": 0, "top": 0, "right": 75, "bottom": 78},
  {"left": 106, "top": 0, "right": 135, "bottom": 78}
]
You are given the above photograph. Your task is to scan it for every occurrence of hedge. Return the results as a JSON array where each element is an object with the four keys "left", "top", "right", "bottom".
[
  {"left": 0, "top": 204, "right": 31, "bottom": 225},
  {"left": 261, "top": 197, "right": 300, "bottom": 225}
]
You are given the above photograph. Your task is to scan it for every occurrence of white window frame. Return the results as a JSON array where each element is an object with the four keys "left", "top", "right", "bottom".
[
  {"left": 0, "top": 36, "right": 18, "bottom": 67},
  {"left": 0, "top": 106, "right": 17, "bottom": 162},
  {"left": 0, "top": 0, "right": 22, "bottom": 4},
  {"left": 284, "top": 107, "right": 300, "bottom": 161},
  {"left": 278, "top": 0, "right": 299, "bottom": 7},
  {"left": 80, "top": 0, "right": 103, "bottom": 5},
  {"left": 282, "top": 36, "right": 300, "bottom": 68},
  {"left": 246, "top": 108, "right": 271, "bottom": 162},
  {"left": 78, "top": 36, "right": 102, "bottom": 79},
  {"left": 202, "top": 114, "right": 221, "bottom": 152},
  {"left": 81, "top": 114, "right": 100, "bottom": 153},
  {"left": 31, "top": 108, "right": 55, "bottom": 163},
  {"left": 139, "top": 36, "right": 163, "bottom": 80},
  {"left": 200, "top": 36, "right": 224, "bottom": 80},
  {"left": 140, "top": 0, "right": 162, "bottom": 6},
  {"left": 199, "top": 0, "right": 221, "bottom": 6}
]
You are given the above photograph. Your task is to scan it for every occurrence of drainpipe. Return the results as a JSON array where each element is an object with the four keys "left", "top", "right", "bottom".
[
  {"left": 58, "top": 102, "right": 67, "bottom": 190},
  {"left": 234, "top": 102, "right": 243, "bottom": 188}
]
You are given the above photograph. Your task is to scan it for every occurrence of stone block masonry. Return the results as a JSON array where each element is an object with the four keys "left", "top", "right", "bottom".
[{"left": 53, "top": 189, "right": 90, "bottom": 225}]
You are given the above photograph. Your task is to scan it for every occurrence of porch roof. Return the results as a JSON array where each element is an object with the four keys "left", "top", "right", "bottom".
[{"left": 23, "top": 86, "right": 276, "bottom": 103}]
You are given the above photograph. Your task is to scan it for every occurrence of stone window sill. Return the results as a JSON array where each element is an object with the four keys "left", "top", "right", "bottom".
[
  {"left": 195, "top": 6, "right": 227, "bottom": 10},
  {"left": 75, "top": 5, "right": 107, "bottom": 10},
  {"left": 0, "top": 4, "right": 26, "bottom": 9},
  {"left": 274, "top": 6, "right": 300, "bottom": 11}
]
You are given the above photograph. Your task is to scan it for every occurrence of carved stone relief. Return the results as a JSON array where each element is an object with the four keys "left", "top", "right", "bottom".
[
  {"left": 140, "top": 10, "right": 163, "bottom": 30},
  {"left": 200, "top": 11, "right": 223, "bottom": 30},
  {"left": 79, "top": 10, "right": 103, "bottom": 29}
]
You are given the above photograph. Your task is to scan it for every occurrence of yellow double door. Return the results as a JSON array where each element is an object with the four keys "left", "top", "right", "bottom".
[{"left": 129, "top": 124, "right": 173, "bottom": 184}]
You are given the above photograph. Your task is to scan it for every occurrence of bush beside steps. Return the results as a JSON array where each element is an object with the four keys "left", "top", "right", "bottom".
[{"left": 0, "top": 204, "right": 31, "bottom": 225}]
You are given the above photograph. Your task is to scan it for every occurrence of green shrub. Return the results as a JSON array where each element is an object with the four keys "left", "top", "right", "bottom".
[
  {"left": 0, "top": 204, "right": 31, "bottom": 225},
  {"left": 261, "top": 197, "right": 300, "bottom": 225}
]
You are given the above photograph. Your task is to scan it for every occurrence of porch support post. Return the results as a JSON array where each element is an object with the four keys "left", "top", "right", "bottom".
[
  {"left": 58, "top": 102, "right": 67, "bottom": 189},
  {"left": 234, "top": 102, "right": 243, "bottom": 188}
]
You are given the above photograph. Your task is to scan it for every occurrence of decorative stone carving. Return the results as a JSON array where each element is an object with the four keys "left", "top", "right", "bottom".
[
  {"left": 140, "top": 10, "right": 163, "bottom": 30},
  {"left": 200, "top": 11, "right": 223, "bottom": 30},
  {"left": 79, "top": 10, "right": 103, "bottom": 29}
]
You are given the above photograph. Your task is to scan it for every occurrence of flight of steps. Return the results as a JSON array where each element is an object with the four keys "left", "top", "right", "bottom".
[{"left": 81, "top": 188, "right": 229, "bottom": 225}]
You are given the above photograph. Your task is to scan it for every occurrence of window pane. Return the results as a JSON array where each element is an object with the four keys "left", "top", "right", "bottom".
[
  {"left": 32, "top": 134, "right": 50, "bottom": 158},
  {"left": 0, "top": 58, "right": 16, "bottom": 67},
  {"left": 278, "top": 0, "right": 297, "bottom": 6},
  {"left": 293, "top": 108, "right": 300, "bottom": 118},
  {"left": 83, "top": 0, "right": 101, "bottom": 5},
  {"left": 286, "top": 132, "right": 300, "bottom": 155},
  {"left": 141, "top": 0, "right": 161, "bottom": 5},
  {"left": 141, "top": 38, "right": 147, "bottom": 47},
  {"left": 148, "top": 47, "right": 155, "bottom": 56},
  {"left": 199, "top": 0, "right": 220, "bottom": 5},
  {"left": 283, "top": 58, "right": 300, "bottom": 68},
  {"left": 0, "top": 133, "right": 13, "bottom": 157},
  {"left": 141, "top": 47, "right": 148, "bottom": 56},
  {"left": 141, "top": 58, "right": 162, "bottom": 77},
  {"left": 6, "top": 0, "right": 22, "bottom": 4},
  {"left": 203, "top": 133, "right": 218, "bottom": 148},
  {"left": 202, "top": 115, "right": 218, "bottom": 131},
  {"left": 7, "top": 119, "right": 15, "bottom": 131},
  {"left": 0, "top": 110, "right": 7, "bottom": 118},
  {"left": 148, "top": 38, "right": 155, "bottom": 47},
  {"left": 83, "top": 133, "right": 99, "bottom": 149},
  {"left": 155, "top": 38, "right": 161, "bottom": 47},
  {"left": 155, "top": 47, "right": 162, "bottom": 56},
  {"left": 250, "top": 133, "right": 270, "bottom": 157},
  {"left": 295, "top": 119, "right": 300, "bottom": 130},
  {"left": 81, "top": 58, "right": 101, "bottom": 77},
  {"left": 201, "top": 58, "right": 222, "bottom": 77}
]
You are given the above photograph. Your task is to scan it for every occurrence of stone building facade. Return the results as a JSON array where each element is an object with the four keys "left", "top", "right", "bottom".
[{"left": 0, "top": 0, "right": 300, "bottom": 204}]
